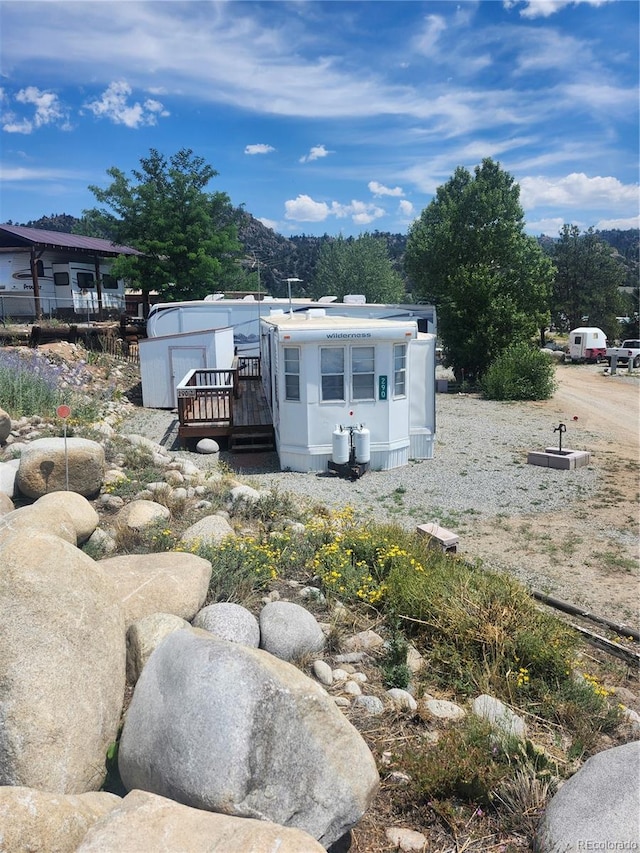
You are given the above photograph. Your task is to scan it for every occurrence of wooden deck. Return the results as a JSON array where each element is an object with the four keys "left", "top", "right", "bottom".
[{"left": 177, "top": 359, "right": 274, "bottom": 451}]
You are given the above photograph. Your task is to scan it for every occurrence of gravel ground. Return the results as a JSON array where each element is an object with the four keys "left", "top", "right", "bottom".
[{"left": 120, "top": 390, "right": 600, "bottom": 530}]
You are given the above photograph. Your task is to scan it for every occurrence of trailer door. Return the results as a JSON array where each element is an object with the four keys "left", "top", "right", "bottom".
[{"left": 169, "top": 347, "right": 207, "bottom": 407}]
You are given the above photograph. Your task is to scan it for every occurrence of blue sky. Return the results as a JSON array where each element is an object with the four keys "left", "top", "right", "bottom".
[{"left": 1, "top": 0, "right": 638, "bottom": 239}]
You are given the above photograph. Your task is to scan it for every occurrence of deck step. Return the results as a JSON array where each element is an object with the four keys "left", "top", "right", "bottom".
[{"left": 230, "top": 431, "right": 275, "bottom": 453}]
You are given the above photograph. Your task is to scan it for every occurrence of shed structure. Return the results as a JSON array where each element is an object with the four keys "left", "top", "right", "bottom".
[
  {"left": 260, "top": 311, "right": 436, "bottom": 473},
  {"left": 139, "top": 327, "right": 235, "bottom": 408}
]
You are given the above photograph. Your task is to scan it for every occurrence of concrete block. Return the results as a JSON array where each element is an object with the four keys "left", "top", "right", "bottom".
[
  {"left": 416, "top": 522, "right": 459, "bottom": 552},
  {"left": 527, "top": 451, "right": 550, "bottom": 468},
  {"left": 528, "top": 449, "right": 591, "bottom": 470}
]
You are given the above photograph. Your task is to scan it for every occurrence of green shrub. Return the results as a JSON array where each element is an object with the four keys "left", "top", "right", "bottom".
[
  {"left": 480, "top": 342, "right": 556, "bottom": 400},
  {"left": 401, "top": 717, "right": 522, "bottom": 805}
]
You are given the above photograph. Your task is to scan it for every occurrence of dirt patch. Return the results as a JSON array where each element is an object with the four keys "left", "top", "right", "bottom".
[{"left": 463, "top": 364, "right": 639, "bottom": 626}]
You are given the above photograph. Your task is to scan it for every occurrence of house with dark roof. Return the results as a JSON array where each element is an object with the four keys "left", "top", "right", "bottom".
[{"left": 0, "top": 225, "right": 142, "bottom": 320}]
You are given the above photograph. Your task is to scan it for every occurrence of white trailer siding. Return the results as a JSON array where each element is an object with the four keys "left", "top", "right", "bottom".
[
  {"left": 260, "top": 313, "right": 435, "bottom": 472},
  {"left": 147, "top": 297, "right": 437, "bottom": 355},
  {"left": 0, "top": 251, "right": 125, "bottom": 318},
  {"left": 139, "top": 327, "right": 235, "bottom": 408},
  {"left": 568, "top": 327, "right": 607, "bottom": 362},
  {"left": 409, "top": 335, "right": 436, "bottom": 460}
]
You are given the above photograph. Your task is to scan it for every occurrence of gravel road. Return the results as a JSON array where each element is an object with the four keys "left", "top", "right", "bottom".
[{"left": 120, "top": 378, "right": 601, "bottom": 529}]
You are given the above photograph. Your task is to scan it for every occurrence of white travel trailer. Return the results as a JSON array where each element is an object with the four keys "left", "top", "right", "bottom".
[
  {"left": 138, "top": 326, "right": 235, "bottom": 408},
  {"left": 146, "top": 295, "right": 437, "bottom": 356},
  {"left": 0, "top": 224, "right": 139, "bottom": 319},
  {"left": 568, "top": 327, "right": 608, "bottom": 363},
  {"left": 260, "top": 311, "right": 436, "bottom": 473}
]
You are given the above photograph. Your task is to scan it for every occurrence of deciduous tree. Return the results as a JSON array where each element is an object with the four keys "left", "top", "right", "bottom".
[
  {"left": 548, "top": 224, "right": 625, "bottom": 336},
  {"left": 312, "top": 233, "right": 405, "bottom": 303},
  {"left": 79, "top": 148, "right": 243, "bottom": 304},
  {"left": 405, "top": 159, "right": 554, "bottom": 381}
]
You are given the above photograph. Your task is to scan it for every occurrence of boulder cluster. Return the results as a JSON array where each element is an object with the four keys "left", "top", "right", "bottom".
[{"left": 0, "top": 406, "right": 638, "bottom": 852}]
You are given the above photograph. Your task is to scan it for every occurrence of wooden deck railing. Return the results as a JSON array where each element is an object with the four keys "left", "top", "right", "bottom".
[
  {"left": 235, "top": 355, "right": 261, "bottom": 380},
  {"left": 176, "top": 368, "right": 235, "bottom": 428}
]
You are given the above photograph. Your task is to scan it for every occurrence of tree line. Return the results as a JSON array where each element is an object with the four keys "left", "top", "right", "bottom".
[{"left": 14, "top": 148, "right": 638, "bottom": 384}]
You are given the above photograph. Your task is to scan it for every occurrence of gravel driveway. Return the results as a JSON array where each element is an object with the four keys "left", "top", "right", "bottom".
[{"left": 120, "top": 390, "right": 599, "bottom": 530}]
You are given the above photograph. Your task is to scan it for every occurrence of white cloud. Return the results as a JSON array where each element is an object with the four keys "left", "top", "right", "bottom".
[
  {"left": 84, "top": 81, "right": 169, "bottom": 129},
  {"left": 368, "top": 181, "right": 404, "bottom": 198},
  {"left": 331, "top": 200, "right": 385, "bottom": 225},
  {"left": 519, "top": 173, "right": 638, "bottom": 210},
  {"left": 299, "top": 145, "right": 333, "bottom": 164},
  {"left": 257, "top": 217, "right": 278, "bottom": 231},
  {"left": 0, "top": 165, "right": 79, "bottom": 181},
  {"left": 525, "top": 216, "right": 565, "bottom": 235},
  {"left": 284, "top": 195, "right": 385, "bottom": 225},
  {"left": 2, "top": 86, "right": 69, "bottom": 134},
  {"left": 596, "top": 215, "right": 640, "bottom": 231},
  {"left": 398, "top": 200, "right": 415, "bottom": 217},
  {"left": 505, "top": 0, "right": 610, "bottom": 18},
  {"left": 245, "top": 144, "right": 275, "bottom": 155},
  {"left": 285, "top": 194, "right": 331, "bottom": 222},
  {"left": 413, "top": 14, "right": 447, "bottom": 56}
]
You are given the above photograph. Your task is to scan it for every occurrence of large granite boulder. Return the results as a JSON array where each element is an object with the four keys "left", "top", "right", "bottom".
[
  {"left": 193, "top": 601, "right": 260, "bottom": 647},
  {"left": 118, "top": 630, "right": 379, "bottom": 848},
  {"left": 126, "top": 612, "right": 191, "bottom": 683},
  {"left": 0, "top": 501, "right": 77, "bottom": 545},
  {"left": 77, "top": 789, "right": 327, "bottom": 852},
  {"left": 180, "top": 513, "right": 234, "bottom": 547},
  {"left": 0, "top": 786, "right": 121, "bottom": 853},
  {"left": 535, "top": 740, "right": 640, "bottom": 852},
  {"left": 98, "top": 551, "right": 212, "bottom": 628},
  {"left": 0, "top": 531, "right": 126, "bottom": 793},
  {"left": 259, "top": 600, "right": 326, "bottom": 661},
  {"left": 15, "top": 436, "right": 105, "bottom": 498},
  {"left": 31, "top": 491, "right": 99, "bottom": 544}
]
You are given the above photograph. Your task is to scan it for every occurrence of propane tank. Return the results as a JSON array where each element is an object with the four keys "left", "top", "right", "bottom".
[
  {"left": 332, "top": 427, "right": 349, "bottom": 464},
  {"left": 354, "top": 426, "right": 370, "bottom": 464}
]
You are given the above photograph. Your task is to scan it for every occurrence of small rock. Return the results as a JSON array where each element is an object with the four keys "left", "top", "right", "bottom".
[
  {"left": 386, "top": 689, "right": 417, "bottom": 712},
  {"left": 343, "top": 681, "right": 362, "bottom": 696},
  {"left": 352, "top": 695, "right": 384, "bottom": 716},
  {"left": 385, "top": 827, "right": 426, "bottom": 851},
  {"left": 313, "top": 660, "right": 333, "bottom": 686},
  {"left": 196, "top": 438, "right": 219, "bottom": 454}
]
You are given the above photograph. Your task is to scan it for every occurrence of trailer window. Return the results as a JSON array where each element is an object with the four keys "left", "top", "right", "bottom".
[
  {"left": 284, "top": 347, "right": 300, "bottom": 401},
  {"left": 77, "top": 272, "right": 95, "bottom": 288},
  {"left": 393, "top": 344, "right": 407, "bottom": 397},
  {"left": 320, "top": 347, "right": 344, "bottom": 401},
  {"left": 351, "top": 346, "right": 375, "bottom": 400},
  {"left": 102, "top": 274, "right": 118, "bottom": 290},
  {"left": 54, "top": 272, "right": 70, "bottom": 286}
]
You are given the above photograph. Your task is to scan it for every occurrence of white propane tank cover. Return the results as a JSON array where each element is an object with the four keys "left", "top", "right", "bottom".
[
  {"left": 354, "top": 426, "right": 371, "bottom": 464},
  {"left": 332, "top": 427, "right": 350, "bottom": 464}
]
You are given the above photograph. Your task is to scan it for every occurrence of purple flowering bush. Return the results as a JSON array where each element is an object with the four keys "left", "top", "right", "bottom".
[{"left": 0, "top": 348, "right": 108, "bottom": 421}]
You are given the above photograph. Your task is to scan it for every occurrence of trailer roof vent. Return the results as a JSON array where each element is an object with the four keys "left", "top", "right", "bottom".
[
  {"left": 306, "top": 308, "right": 326, "bottom": 318},
  {"left": 204, "top": 293, "right": 225, "bottom": 301},
  {"left": 318, "top": 295, "right": 338, "bottom": 303},
  {"left": 343, "top": 294, "right": 366, "bottom": 304}
]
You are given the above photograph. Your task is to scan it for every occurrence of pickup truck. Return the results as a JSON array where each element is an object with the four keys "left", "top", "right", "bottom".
[{"left": 605, "top": 339, "right": 640, "bottom": 368}]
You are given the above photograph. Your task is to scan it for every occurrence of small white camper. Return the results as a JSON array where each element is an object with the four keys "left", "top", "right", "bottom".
[
  {"left": 568, "top": 327, "right": 607, "bottom": 363},
  {"left": 260, "top": 311, "right": 436, "bottom": 473}
]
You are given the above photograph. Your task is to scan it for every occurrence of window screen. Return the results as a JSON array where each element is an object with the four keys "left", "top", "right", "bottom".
[
  {"left": 320, "top": 347, "right": 344, "bottom": 401},
  {"left": 77, "top": 272, "right": 95, "bottom": 288},
  {"left": 352, "top": 346, "right": 375, "bottom": 400},
  {"left": 284, "top": 347, "right": 300, "bottom": 401},
  {"left": 394, "top": 344, "right": 407, "bottom": 397}
]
